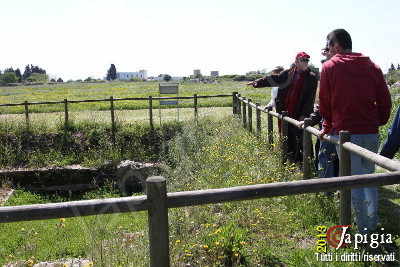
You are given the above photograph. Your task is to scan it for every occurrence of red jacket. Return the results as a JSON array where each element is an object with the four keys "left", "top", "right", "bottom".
[{"left": 319, "top": 53, "right": 391, "bottom": 134}]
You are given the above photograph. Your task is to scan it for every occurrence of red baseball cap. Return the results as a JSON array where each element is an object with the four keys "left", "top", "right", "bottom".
[{"left": 295, "top": 52, "right": 310, "bottom": 60}]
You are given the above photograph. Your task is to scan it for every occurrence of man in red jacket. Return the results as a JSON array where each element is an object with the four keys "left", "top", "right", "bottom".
[
  {"left": 248, "top": 52, "right": 318, "bottom": 163},
  {"left": 319, "top": 29, "right": 391, "bottom": 235}
]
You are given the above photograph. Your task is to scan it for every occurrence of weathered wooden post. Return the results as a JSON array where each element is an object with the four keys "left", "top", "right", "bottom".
[
  {"left": 256, "top": 103, "right": 261, "bottom": 137},
  {"left": 110, "top": 96, "right": 116, "bottom": 145},
  {"left": 281, "top": 111, "right": 289, "bottom": 163},
  {"left": 237, "top": 94, "right": 242, "bottom": 119},
  {"left": 194, "top": 93, "right": 198, "bottom": 122},
  {"left": 149, "top": 96, "right": 154, "bottom": 130},
  {"left": 242, "top": 97, "right": 247, "bottom": 128},
  {"left": 64, "top": 98, "right": 69, "bottom": 127},
  {"left": 302, "top": 118, "right": 313, "bottom": 179},
  {"left": 24, "top": 101, "right": 29, "bottom": 130},
  {"left": 267, "top": 108, "right": 274, "bottom": 145},
  {"left": 146, "top": 176, "right": 170, "bottom": 267},
  {"left": 247, "top": 99, "right": 252, "bottom": 133},
  {"left": 339, "top": 131, "right": 351, "bottom": 225},
  {"left": 232, "top": 92, "right": 237, "bottom": 115}
]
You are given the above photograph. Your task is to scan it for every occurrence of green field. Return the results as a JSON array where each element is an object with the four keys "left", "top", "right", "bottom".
[{"left": 0, "top": 81, "right": 271, "bottom": 114}]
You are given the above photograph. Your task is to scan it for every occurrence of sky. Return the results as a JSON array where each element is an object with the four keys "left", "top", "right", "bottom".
[{"left": 1, "top": 0, "right": 399, "bottom": 80}]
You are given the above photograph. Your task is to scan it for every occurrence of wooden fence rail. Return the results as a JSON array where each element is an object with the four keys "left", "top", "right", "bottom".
[{"left": 1, "top": 172, "right": 400, "bottom": 265}]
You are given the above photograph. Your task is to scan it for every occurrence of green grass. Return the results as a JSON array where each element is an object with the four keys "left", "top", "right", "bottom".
[
  {"left": 0, "top": 107, "right": 233, "bottom": 130},
  {"left": 2, "top": 117, "right": 399, "bottom": 266},
  {"left": 0, "top": 81, "right": 271, "bottom": 114},
  {"left": 0, "top": 119, "right": 183, "bottom": 169}
]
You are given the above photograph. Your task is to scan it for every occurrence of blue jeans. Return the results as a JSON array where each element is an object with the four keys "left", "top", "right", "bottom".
[
  {"left": 334, "top": 134, "right": 379, "bottom": 234},
  {"left": 318, "top": 141, "right": 338, "bottom": 178}
]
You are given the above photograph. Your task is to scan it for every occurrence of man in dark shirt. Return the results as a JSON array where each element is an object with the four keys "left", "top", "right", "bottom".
[{"left": 248, "top": 52, "right": 318, "bottom": 163}]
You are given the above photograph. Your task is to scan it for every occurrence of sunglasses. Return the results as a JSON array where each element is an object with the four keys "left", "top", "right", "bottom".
[{"left": 299, "top": 58, "right": 309, "bottom": 63}]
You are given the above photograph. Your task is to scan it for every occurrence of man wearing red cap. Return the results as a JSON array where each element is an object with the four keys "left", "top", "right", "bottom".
[{"left": 248, "top": 52, "right": 318, "bottom": 162}]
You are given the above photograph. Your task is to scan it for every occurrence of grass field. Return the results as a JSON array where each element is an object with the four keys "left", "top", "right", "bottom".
[
  {"left": 0, "top": 81, "right": 272, "bottom": 114},
  {"left": 0, "top": 107, "right": 233, "bottom": 130}
]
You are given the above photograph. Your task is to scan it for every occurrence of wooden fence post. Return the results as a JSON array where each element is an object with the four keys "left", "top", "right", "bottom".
[
  {"left": 247, "top": 99, "right": 252, "bottom": 133},
  {"left": 302, "top": 118, "right": 313, "bottom": 179},
  {"left": 232, "top": 92, "right": 237, "bottom": 115},
  {"left": 194, "top": 94, "right": 198, "bottom": 122},
  {"left": 146, "top": 176, "right": 170, "bottom": 267},
  {"left": 281, "top": 111, "right": 289, "bottom": 163},
  {"left": 149, "top": 96, "right": 154, "bottom": 130},
  {"left": 237, "top": 94, "right": 242, "bottom": 119},
  {"left": 64, "top": 99, "right": 69, "bottom": 127},
  {"left": 24, "top": 101, "right": 29, "bottom": 130},
  {"left": 110, "top": 96, "right": 116, "bottom": 145},
  {"left": 242, "top": 97, "right": 247, "bottom": 128},
  {"left": 339, "top": 131, "right": 351, "bottom": 225},
  {"left": 267, "top": 109, "right": 273, "bottom": 145},
  {"left": 256, "top": 103, "right": 261, "bottom": 137}
]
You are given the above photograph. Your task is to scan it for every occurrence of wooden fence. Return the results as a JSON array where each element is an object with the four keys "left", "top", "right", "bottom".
[
  {"left": 1, "top": 92, "right": 400, "bottom": 266},
  {"left": 0, "top": 93, "right": 234, "bottom": 133}
]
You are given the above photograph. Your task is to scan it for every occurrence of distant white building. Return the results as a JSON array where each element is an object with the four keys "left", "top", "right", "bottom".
[
  {"left": 116, "top": 70, "right": 147, "bottom": 80},
  {"left": 210, "top": 71, "right": 219, "bottom": 77},
  {"left": 193, "top": 69, "right": 201, "bottom": 78}
]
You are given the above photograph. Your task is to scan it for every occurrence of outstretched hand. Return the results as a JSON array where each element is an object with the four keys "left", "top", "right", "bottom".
[
  {"left": 318, "top": 130, "right": 326, "bottom": 140},
  {"left": 246, "top": 81, "right": 256, "bottom": 87}
]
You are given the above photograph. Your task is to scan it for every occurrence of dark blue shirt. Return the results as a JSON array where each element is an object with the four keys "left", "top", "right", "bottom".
[{"left": 380, "top": 106, "right": 400, "bottom": 159}]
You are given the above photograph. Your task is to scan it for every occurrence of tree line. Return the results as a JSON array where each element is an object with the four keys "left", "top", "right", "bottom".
[
  {"left": 387, "top": 63, "right": 400, "bottom": 86},
  {"left": 0, "top": 65, "right": 48, "bottom": 85}
]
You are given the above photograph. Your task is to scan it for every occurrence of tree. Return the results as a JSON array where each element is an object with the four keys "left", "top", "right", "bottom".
[
  {"left": 50, "top": 78, "right": 56, "bottom": 82},
  {"left": 57, "top": 78, "right": 64, "bottom": 83},
  {"left": 27, "top": 73, "right": 48, "bottom": 83},
  {"left": 0, "top": 72, "right": 18, "bottom": 84},
  {"left": 163, "top": 74, "right": 171, "bottom": 82},
  {"left": 15, "top": 68, "right": 22, "bottom": 82},
  {"left": 4, "top": 67, "right": 14, "bottom": 73},
  {"left": 22, "top": 64, "right": 47, "bottom": 81},
  {"left": 106, "top": 64, "right": 117, "bottom": 81},
  {"left": 389, "top": 63, "right": 396, "bottom": 73},
  {"left": 22, "top": 65, "right": 32, "bottom": 80}
]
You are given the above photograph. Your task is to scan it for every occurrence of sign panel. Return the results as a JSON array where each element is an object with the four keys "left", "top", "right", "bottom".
[
  {"left": 160, "top": 100, "right": 178, "bottom": 105},
  {"left": 159, "top": 83, "right": 179, "bottom": 94}
]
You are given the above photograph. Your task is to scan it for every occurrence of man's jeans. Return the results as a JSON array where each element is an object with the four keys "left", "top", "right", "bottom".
[
  {"left": 333, "top": 134, "right": 379, "bottom": 234},
  {"left": 318, "top": 140, "right": 338, "bottom": 178}
]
